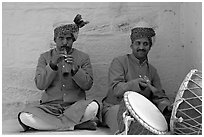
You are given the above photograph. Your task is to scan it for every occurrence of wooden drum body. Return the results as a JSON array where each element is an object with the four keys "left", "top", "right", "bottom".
[{"left": 117, "top": 91, "right": 168, "bottom": 135}]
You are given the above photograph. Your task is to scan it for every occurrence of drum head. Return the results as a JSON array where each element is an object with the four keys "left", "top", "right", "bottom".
[{"left": 124, "top": 91, "right": 168, "bottom": 134}]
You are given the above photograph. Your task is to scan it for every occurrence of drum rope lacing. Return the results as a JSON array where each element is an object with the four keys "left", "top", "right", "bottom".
[
  {"left": 171, "top": 69, "right": 202, "bottom": 135},
  {"left": 175, "top": 92, "right": 202, "bottom": 134}
]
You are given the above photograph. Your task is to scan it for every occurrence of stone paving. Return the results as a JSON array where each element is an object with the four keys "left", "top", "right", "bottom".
[{"left": 2, "top": 119, "right": 112, "bottom": 135}]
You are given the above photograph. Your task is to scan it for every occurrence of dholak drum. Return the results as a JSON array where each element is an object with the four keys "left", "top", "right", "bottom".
[
  {"left": 117, "top": 91, "right": 168, "bottom": 135},
  {"left": 170, "top": 69, "right": 202, "bottom": 135}
]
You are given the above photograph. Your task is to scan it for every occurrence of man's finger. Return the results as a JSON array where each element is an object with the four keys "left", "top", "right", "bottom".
[
  {"left": 144, "top": 75, "right": 150, "bottom": 83},
  {"left": 65, "top": 57, "right": 74, "bottom": 61},
  {"left": 139, "top": 82, "right": 147, "bottom": 87},
  {"left": 138, "top": 78, "right": 147, "bottom": 83},
  {"left": 168, "top": 104, "right": 173, "bottom": 111},
  {"left": 59, "top": 54, "right": 67, "bottom": 58},
  {"left": 65, "top": 59, "right": 73, "bottom": 61},
  {"left": 65, "top": 58, "right": 74, "bottom": 63}
]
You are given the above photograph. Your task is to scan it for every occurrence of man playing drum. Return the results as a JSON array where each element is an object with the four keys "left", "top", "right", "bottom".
[{"left": 102, "top": 21, "right": 172, "bottom": 134}]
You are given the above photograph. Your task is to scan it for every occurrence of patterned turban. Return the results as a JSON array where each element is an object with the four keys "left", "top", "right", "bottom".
[
  {"left": 54, "top": 14, "right": 89, "bottom": 42},
  {"left": 130, "top": 21, "right": 156, "bottom": 45}
]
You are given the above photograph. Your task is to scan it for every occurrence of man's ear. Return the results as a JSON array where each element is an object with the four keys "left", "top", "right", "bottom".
[
  {"left": 130, "top": 44, "right": 133, "bottom": 49},
  {"left": 71, "top": 33, "right": 76, "bottom": 42}
]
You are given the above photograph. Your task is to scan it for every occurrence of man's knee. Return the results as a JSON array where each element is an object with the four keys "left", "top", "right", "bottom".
[{"left": 103, "top": 105, "right": 120, "bottom": 134}]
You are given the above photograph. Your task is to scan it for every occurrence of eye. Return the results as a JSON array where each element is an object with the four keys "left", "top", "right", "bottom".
[
  {"left": 135, "top": 41, "right": 141, "bottom": 46},
  {"left": 59, "top": 37, "right": 64, "bottom": 40},
  {"left": 66, "top": 37, "right": 72, "bottom": 41},
  {"left": 143, "top": 42, "right": 149, "bottom": 46}
]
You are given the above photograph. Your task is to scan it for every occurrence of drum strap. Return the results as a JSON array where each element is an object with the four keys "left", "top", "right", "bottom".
[{"left": 123, "top": 110, "right": 134, "bottom": 135}]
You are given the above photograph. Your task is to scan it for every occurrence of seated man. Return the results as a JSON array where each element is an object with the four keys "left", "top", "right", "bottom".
[
  {"left": 18, "top": 14, "right": 99, "bottom": 131},
  {"left": 102, "top": 21, "right": 172, "bottom": 134}
]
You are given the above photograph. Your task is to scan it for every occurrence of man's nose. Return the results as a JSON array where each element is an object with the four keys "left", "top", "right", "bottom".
[
  {"left": 138, "top": 44, "right": 144, "bottom": 49},
  {"left": 62, "top": 39, "right": 68, "bottom": 45}
]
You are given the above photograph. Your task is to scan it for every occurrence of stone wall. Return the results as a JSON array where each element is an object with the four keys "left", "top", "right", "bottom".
[{"left": 2, "top": 2, "right": 202, "bottom": 120}]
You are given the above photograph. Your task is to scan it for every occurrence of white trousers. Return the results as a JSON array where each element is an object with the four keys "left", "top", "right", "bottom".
[{"left": 19, "top": 101, "right": 99, "bottom": 130}]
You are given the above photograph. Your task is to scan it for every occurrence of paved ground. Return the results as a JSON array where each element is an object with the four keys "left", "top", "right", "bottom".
[{"left": 2, "top": 119, "right": 112, "bottom": 135}]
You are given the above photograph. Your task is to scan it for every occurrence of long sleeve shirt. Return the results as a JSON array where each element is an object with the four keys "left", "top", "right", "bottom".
[
  {"left": 103, "top": 53, "right": 171, "bottom": 113},
  {"left": 35, "top": 48, "right": 93, "bottom": 104}
]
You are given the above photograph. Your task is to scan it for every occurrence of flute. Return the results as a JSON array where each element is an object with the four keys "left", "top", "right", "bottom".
[{"left": 61, "top": 48, "right": 72, "bottom": 77}]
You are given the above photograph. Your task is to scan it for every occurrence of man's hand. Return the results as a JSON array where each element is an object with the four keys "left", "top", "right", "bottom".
[
  {"left": 166, "top": 104, "right": 173, "bottom": 112},
  {"left": 64, "top": 55, "right": 78, "bottom": 72},
  {"left": 142, "top": 75, "right": 158, "bottom": 93},
  {"left": 51, "top": 50, "right": 67, "bottom": 66},
  {"left": 130, "top": 78, "right": 147, "bottom": 91},
  {"left": 160, "top": 100, "right": 172, "bottom": 112},
  {"left": 138, "top": 78, "right": 148, "bottom": 87}
]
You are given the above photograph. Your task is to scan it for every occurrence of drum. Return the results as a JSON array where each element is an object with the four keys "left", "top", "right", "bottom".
[
  {"left": 170, "top": 69, "right": 202, "bottom": 135},
  {"left": 117, "top": 91, "right": 168, "bottom": 135}
]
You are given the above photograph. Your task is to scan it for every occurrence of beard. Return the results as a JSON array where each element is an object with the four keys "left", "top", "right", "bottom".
[{"left": 60, "top": 46, "right": 72, "bottom": 54}]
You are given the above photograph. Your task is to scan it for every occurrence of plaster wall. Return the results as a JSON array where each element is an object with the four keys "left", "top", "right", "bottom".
[{"left": 2, "top": 2, "right": 202, "bottom": 120}]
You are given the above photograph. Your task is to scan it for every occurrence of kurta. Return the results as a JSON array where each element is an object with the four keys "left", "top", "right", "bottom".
[
  {"left": 103, "top": 53, "right": 171, "bottom": 115},
  {"left": 35, "top": 48, "right": 93, "bottom": 103},
  {"left": 21, "top": 48, "right": 96, "bottom": 130}
]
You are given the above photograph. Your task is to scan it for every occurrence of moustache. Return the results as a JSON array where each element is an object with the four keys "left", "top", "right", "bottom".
[
  {"left": 137, "top": 49, "right": 146, "bottom": 52},
  {"left": 61, "top": 46, "right": 71, "bottom": 52}
]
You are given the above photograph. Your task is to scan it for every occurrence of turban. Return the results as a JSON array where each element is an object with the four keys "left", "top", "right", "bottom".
[
  {"left": 54, "top": 14, "right": 89, "bottom": 42},
  {"left": 130, "top": 21, "right": 156, "bottom": 45}
]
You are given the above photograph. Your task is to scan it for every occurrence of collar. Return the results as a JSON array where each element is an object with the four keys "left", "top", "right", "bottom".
[{"left": 130, "top": 53, "right": 148, "bottom": 66}]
